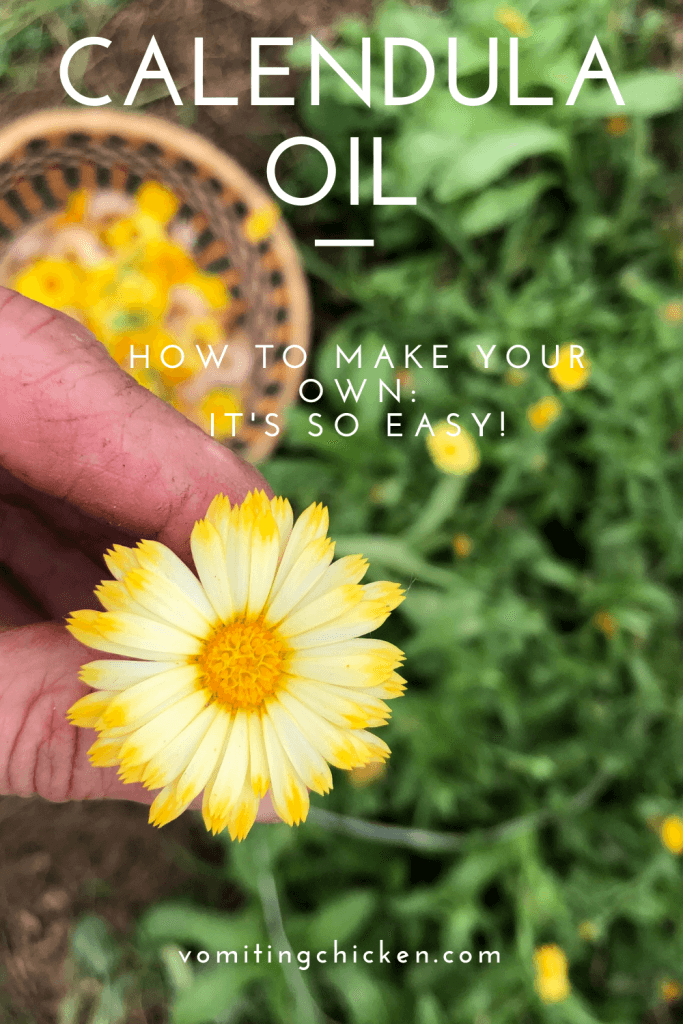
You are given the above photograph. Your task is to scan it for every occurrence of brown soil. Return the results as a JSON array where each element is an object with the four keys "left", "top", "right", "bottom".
[{"left": 0, "top": 0, "right": 371, "bottom": 1020}]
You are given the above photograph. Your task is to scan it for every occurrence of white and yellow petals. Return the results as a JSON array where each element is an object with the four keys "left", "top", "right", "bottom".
[
  {"left": 142, "top": 703, "right": 218, "bottom": 790},
  {"left": 263, "top": 536, "right": 335, "bottom": 627},
  {"left": 123, "top": 567, "right": 214, "bottom": 639},
  {"left": 97, "top": 664, "right": 201, "bottom": 731},
  {"left": 279, "top": 584, "right": 364, "bottom": 640},
  {"left": 269, "top": 502, "right": 328, "bottom": 601},
  {"left": 66, "top": 490, "right": 406, "bottom": 842},
  {"left": 265, "top": 699, "right": 333, "bottom": 796},
  {"left": 133, "top": 539, "right": 216, "bottom": 622},
  {"left": 78, "top": 658, "right": 181, "bottom": 691},
  {"left": 67, "top": 690, "right": 118, "bottom": 728},
  {"left": 247, "top": 711, "right": 270, "bottom": 797},
  {"left": 286, "top": 677, "right": 391, "bottom": 730},
  {"left": 261, "top": 712, "right": 310, "bottom": 825},
  {"left": 246, "top": 508, "right": 280, "bottom": 617},
  {"left": 118, "top": 688, "right": 210, "bottom": 769},
  {"left": 104, "top": 543, "right": 141, "bottom": 580},
  {"left": 207, "top": 709, "right": 250, "bottom": 817},
  {"left": 173, "top": 708, "right": 232, "bottom": 808},
  {"left": 191, "top": 518, "right": 234, "bottom": 622},
  {"left": 88, "top": 735, "right": 125, "bottom": 767}
]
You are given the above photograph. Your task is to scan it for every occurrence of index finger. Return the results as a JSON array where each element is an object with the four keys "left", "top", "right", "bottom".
[{"left": 0, "top": 289, "right": 270, "bottom": 562}]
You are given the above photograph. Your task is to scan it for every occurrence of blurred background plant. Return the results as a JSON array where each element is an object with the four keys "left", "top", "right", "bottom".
[{"left": 5, "top": 0, "right": 683, "bottom": 1022}]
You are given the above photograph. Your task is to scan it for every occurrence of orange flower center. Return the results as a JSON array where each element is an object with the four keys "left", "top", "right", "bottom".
[{"left": 198, "top": 618, "right": 287, "bottom": 711}]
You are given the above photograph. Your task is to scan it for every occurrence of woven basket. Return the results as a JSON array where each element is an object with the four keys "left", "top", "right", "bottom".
[{"left": 0, "top": 108, "right": 310, "bottom": 463}]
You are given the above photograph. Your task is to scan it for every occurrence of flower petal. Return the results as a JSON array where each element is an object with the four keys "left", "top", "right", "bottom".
[
  {"left": 190, "top": 518, "right": 234, "bottom": 622},
  {"left": 263, "top": 536, "right": 335, "bottom": 627},
  {"left": 123, "top": 567, "right": 214, "bottom": 638},
  {"left": 279, "top": 585, "right": 364, "bottom": 639},
  {"left": 67, "top": 691, "right": 118, "bottom": 728},
  {"left": 265, "top": 699, "right": 332, "bottom": 795},
  {"left": 142, "top": 703, "right": 218, "bottom": 789},
  {"left": 207, "top": 709, "right": 250, "bottom": 818},
  {"left": 268, "top": 502, "right": 329, "bottom": 604},
  {"left": 79, "top": 659, "right": 182, "bottom": 691},
  {"left": 246, "top": 508, "right": 280, "bottom": 617},
  {"left": 285, "top": 677, "right": 391, "bottom": 729},
  {"left": 173, "top": 708, "right": 232, "bottom": 807},
  {"left": 119, "top": 688, "right": 210, "bottom": 768},
  {"left": 248, "top": 711, "right": 270, "bottom": 798},
  {"left": 133, "top": 539, "right": 216, "bottom": 621},
  {"left": 69, "top": 610, "right": 203, "bottom": 658},
  {"left": 98, "top": 663, "right": 202, "bottom": 730},
  {"left": 261, "top": 712, "right": 309, "bottom": 826}
]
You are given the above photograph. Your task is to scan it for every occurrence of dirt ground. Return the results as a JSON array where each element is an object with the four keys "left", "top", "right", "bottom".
[{"left": 0, "top": 0, "right": 370, "bottom": 1019}]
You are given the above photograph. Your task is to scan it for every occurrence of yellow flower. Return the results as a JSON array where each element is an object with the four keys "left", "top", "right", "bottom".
[
  {"left": 102, "top": 212, "right": 163, "bottom": 252},
  {"left": 527, "top": 396, "right": 561, "bottom": 431},
  {"left": 659, "top": 815, "right": 683, "bottom": 855},
  {"left": 427, "top": 424, "right": 480, "bottom": 476},
  {"left": 605, "top": 115, "right": 629, "bottom": 137},
  {"left": 578, "top": 921, "right": 598, "bottom": 941},
  {"left": 142, "top": 238, "right": 196, "bottom": 289},
  {"left": 136, "top": 181, "right": 180, "bottom": 224},
  {"left": 244, "top": 202, "right": 280, "bottom": 244},
  {"left": 495, "top": 4, "right": 532, "bottom": 37},
  {"left": 349, "top": 761, "right": 387, "bottom": 788},
  {"left": 189, "top": 272, "right": 230, "bottom": 311},
  {"left": 661, "top": 980, "right": 682, "bottom": 1003},
  {"left": 149, "top": 330, "right": 204, "bottom": 386},
  {"left": 593, "top": 610, "right": 618, "bottom": 638},
  {"left": 197, "top": 387, "right": 243, "bottom": 438},
  {"left": 55, "top": 188, "right": 89, "bottom": 227},
  {"left": 549, "top": 344, "right": 591, "bottom": 391},
  {"left": 66, "top": 493, "right": 406, "bottom": 841},
  {"left": 453, "top": 534, "right": 473, "bottom": 558},
  {"left": 505, "top": 368, "right": 526, "bottom": 386},
  {"left": 533, "top": 944, "right": 570, "bottom": 1004},
  {"left": 12, "top": 258, "right": 82, "bottom": 310},
  {"left": 661, "top": 301, "right": 683, "bottom": 323}
]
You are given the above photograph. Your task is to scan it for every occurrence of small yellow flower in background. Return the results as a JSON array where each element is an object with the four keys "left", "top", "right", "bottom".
[
  {"left": 427, "top": 423, "right": 480, "bottom": 476},
  {"left": 549, "top": 344, "right": 591, "bottom": 391},
  {"left": 495, "top": 4, "right": 532, "bottom": 37},
  {"left": 527, "top": 396, "right": 561, "bottom": 431},
  {"left": 659, "top": 815, "right": 683, "bottom": 855},
  {"left": 453, "top": 534, "right": 473, "bottom": 558},
  {"left": 661, "top": 980, "right": 682, "bottom": 1003},
  {"left": 349, "top": 761, "right": 387, "bottom": 788},
  {"left": 605, "top": 115, "right": 630, "bottom": 137},
  {"left": 505, "top": 368, "right": 526, "bottom": 386},
  {"left": 578, "top": 921, "right": 599, "bottom": 941},
  {"left": 56, "top": 188, "right": 89, "bottom": 226},
  {"left": 66, "top": 492, "right": 406, "bottom": 841},
  {"left": 533, "top": 944, "right": 570, "bottom": 1004},
  {"left": 198, "top": 387, "right": 243, "bottom": 438},
  {"left": 661, "top": 301, "right": 683, "bottom": 323},
  {"left": 593, "top": 610, "right": 618, "bottom": 638},
  {"left": 244, "top": 202, "right": 280, "bottom": 244},
  {"left": 136, "top": 181, "right": 180, "bottom": 224},
  {"left": 12, "top": 258, "right": 82, "bottom": 309}
]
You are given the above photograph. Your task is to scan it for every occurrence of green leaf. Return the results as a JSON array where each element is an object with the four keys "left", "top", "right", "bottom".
[
  {"left": 307, "top": 890, "right": 378, "bottom": 948},
  {"left": 459, "top": 173, "right": 558, "bottom": 236},
  {"left": 564, "top": 71, "right": 683, "bottom": 118}
]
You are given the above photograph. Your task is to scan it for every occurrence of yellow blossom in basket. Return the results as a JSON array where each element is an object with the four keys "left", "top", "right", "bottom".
[
  {"left": 661, "top": 980, "right": 682, "bottom": 1003},
  {"left": 533, "top": 944, "right": 570, "bottom": 1003},
  {"left": 549, "top": 344, "right": 591, "bottom": 391},
  {"left": 527, "top": 396, "right": 561, "bottom": 431},
  {"left": 12, "top": 258, "right": 82, "bottom": 310},
  {"left": 128, "top": 366, "right": 164, "bottom": 397},
  {"left": 55, "top": 188, "right": 88, "bottom": 226},
  {"left": 149, "top": 330, "right": 204, "bottom": 386},
  {"left": 66, "top": 492, "right": 406, "bottom": 840},
  {"left": 245, "top": 202, "right": 280, "bottom": 244},
  {"left": 197, "top": 388, "right": 243, "bottom": 439},
  {"left": 142, "top": 238, "right": 196, "bottom": 289},
  {"left": 427, "top": 423, "right": 480, "bottom": 476},
  {"left": 102, "top": 212, "right": 163, "bottom": 252},
  {"left": 495, "top": 4, "right": 532, "bottom": 37},
  {"left": 189, "top": 272, "right": 230, "bottom": 310},
  {"left": 659, "top": 815, "right": 683, "bottom": 855},
  {"left": 136, "top": 181, "right": 180, "bottom": 224}
]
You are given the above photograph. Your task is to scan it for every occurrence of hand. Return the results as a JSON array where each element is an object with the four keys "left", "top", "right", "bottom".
[{"left": 0, "top": 287, "right": 277, "bottom": 821}]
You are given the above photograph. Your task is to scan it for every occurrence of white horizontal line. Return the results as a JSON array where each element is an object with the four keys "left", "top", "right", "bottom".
[{"left": 314, "top": 239, "right": 375, "bottom": 247}]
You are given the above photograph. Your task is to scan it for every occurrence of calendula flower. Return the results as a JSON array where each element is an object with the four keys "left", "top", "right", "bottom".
[
  {"left": 661, "top": 980, "right": 682, "bottom": 1003},
  {"left": 527, "top": 396, "right": 561, "bottom": 431},
  {"left": 244, "top": 202, "right": 280, "bottom": 244},
  {"left": 549, "top": 344, "right": 591, "bottom": 391},
  {"left": 198, "top": 387, "right": 243, "bottom": 439},
  {"left": 605, "top": 115, "right": 629, "bottom": 137},
  {"left": 533, "top": 944, "right": 570, "bottom": 1003},
  {"left": 12, "top": 258, "right": 82, "bottom": 310},
  {"left": 659, "top": 815, "right": 683, "bottom": 855},
  {"left": 495, "top": 4, "right": 532, "bottom": 37},
  {"left": 427, "top": 424, "right": 480, "bottom": 476},
  {"left": 593, "top": 610, "right": 618, "bottom": 638},
  {"left": 136, "top": 181, "right": 180, "bottom": 224},
  {"left": 578, "top": 920, "right": 598, "bottom": 941},
  {"left": 453, "top": 534, "right": 473, "bottom": 558},
  {"left": 66, "top": 492, "right": 406, "bottom": 841},
  {"left": 661, "top": 301, "right": 683, "bottom": 323}
]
